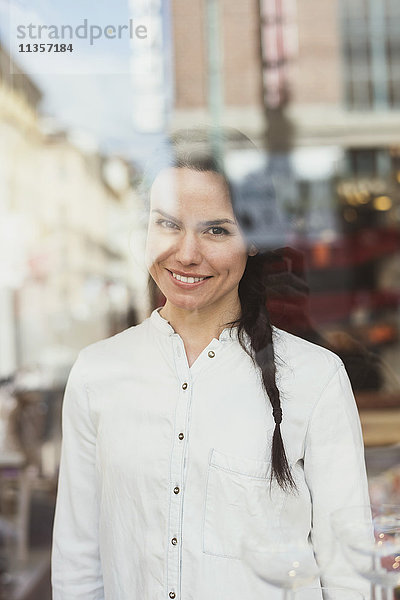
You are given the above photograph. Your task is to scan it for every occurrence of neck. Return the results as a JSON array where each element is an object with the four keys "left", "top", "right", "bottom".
[{"left": 159, "top": 294, "right": 241, "bottom": 345}]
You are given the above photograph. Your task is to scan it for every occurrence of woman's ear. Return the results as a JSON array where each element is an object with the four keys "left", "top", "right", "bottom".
[{"left": 248, "top": 244, "right": 258, "bottom": 257}]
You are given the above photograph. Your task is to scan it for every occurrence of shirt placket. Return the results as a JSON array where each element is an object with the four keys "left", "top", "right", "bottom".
[{"left": 166, "top": 333, "right": 193, "bottom": 600}]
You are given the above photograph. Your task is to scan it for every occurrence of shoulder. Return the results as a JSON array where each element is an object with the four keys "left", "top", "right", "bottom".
[
  {"left": 74, "top": 318, "right": 152, "bottom": 375},
  {"left": 272, "top": 327, "right": 344, "bottom": 385}
]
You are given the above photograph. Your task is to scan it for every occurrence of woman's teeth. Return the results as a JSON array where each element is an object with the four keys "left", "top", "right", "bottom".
[{"left": 172, "top": 272, "right": 207, "bottom": 283}]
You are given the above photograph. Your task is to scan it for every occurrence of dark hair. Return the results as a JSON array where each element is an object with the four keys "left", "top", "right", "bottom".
[{"left": 144, "top": 127, "right": 296, "bottom": 491}]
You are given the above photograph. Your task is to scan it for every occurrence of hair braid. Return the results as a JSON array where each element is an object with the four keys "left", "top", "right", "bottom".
[{"left": 235, "top": 254, "right": 296, "bottom": 491}]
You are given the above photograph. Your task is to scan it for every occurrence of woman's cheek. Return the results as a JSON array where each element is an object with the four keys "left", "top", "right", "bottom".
[
  {"left": 208, "top": 240, "right": 247, "bottom": 266},
  {"left": 145, "top": 232, "right": 173, "bottom": 266}
]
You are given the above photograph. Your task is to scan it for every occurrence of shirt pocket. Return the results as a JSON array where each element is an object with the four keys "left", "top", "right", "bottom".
[{"left": 202, "top": 447, "right": 287, "bottom": 560}]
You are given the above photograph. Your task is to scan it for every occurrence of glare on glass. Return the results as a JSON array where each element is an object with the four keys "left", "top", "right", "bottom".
[{"left": 331, "top": 505, "right": 400, "bottom": 590}]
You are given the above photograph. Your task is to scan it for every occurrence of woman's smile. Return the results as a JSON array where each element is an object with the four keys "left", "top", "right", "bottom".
[{"left": 166, "top": 268, "right": 212, "bottom": 287}]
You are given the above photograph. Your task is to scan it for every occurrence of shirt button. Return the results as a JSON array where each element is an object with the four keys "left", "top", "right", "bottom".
[
  {"left": 174, "top": 486, "right": 180, "bottom": 494},
  {"left": 171, "top": 537, "right": 178, "bottom": 545},
  {"left": 178, "top": 432, "right": 184, "bottom": 440},
  {"left": 169, "top": 593, "right": 176, "bottom": 599},
  {"left": 182, "top": 382, "right": 188, "bottom": 390},
  {"left": 208, "top": 350, "right": 215, "bottom": 358}
]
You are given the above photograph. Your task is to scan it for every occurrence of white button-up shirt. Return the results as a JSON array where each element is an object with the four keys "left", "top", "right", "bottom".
[{"left": 51, "top": 307, "right": 371, "bottom": 600}]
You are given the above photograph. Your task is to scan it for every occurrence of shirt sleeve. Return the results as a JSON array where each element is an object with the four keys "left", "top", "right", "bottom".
[
  {"left": 51, "top": 352, "right": 105, "bottom": 600},
  {"left": 303, "top": 362, "right": 371, "bottom": 595}
]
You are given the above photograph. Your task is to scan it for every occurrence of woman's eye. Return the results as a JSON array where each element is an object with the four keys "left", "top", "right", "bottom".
[
  {"left": 208, "top": 226, "right": 229, "bottom": 236},
  {"left": 156, "top": 219, "right": 178, "bottom": 230}
]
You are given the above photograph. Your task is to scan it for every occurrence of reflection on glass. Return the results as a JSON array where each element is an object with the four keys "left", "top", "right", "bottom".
[
  {"left": 331, "top": 504, "right": 400, "bottom": 598},
  {"left": 242, "top": 531, "right": 320, "bottom": 600}
]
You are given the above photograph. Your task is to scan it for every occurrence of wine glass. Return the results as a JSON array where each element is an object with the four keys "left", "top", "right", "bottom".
[
  {"left": 331, "top": 504, "right": 400, "bottom": 600},
  {"left": 294, "top": 587, "right": 365, "bottom": 600},
  {"left": 241, "top": 529, "right": 320, "bottom": 600}
]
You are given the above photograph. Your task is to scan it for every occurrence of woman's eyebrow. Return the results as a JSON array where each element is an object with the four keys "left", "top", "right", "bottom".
[
  {"left": 151, "top": 209, "right": 183, "bottom": 225},
  {"left": 151, "top": 209, "right": 236, "bottom": 227}
]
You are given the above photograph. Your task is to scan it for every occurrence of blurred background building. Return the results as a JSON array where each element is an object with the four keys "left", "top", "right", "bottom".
[
  {"left": 0, "top": 0, "right": 399, "bottom": 598},
  {"left": 0, "top": 44, "right": 147, "bottom": 383}
]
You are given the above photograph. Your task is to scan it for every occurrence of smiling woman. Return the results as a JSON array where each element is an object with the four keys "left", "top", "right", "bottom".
[
  {"left": 51, "top": 127, "right": 371, "bottom": 600},
  {"left": 145, "top": 166, "right": 255, "bottom": 324}
]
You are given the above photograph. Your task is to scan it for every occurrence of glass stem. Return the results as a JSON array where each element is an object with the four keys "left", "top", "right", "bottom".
[
  {"left": 282, "top": 589, "right": 295, "bottom": 600},
  {"left": 385, "top": 586, "right": 393, "bottom": 600}
]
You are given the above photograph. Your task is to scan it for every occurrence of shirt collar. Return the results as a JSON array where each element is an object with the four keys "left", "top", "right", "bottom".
[{"left": 149, "top": 307, "right": 239, "bottom": 342}]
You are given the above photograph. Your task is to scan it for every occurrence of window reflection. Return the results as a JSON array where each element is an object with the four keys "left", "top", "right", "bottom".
[{"left": 0, "top": 0, "right": 400, "bottom": 597}]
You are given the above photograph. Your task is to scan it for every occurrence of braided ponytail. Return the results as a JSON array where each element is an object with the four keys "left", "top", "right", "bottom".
[{"left": 235, "top": 253, "right": 296, "bottom": 491}]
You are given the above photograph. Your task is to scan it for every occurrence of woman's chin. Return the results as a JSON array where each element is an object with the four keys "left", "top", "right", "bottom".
[
  {"left": 164, "top": 293, "right": 209, "bottom": 313},
  {"left": 168, "top": 300, "right": 206, "bottom": 313}
]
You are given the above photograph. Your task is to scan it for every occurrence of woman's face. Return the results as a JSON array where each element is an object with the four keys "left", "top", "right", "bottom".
[{"left": 145, "top": 167, "right": 254, "bottom": 315}]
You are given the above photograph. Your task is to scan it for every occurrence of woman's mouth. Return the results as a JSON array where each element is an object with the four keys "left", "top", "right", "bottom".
[{"left": 167, "top": 269, "right": 212, "bottom": 287}]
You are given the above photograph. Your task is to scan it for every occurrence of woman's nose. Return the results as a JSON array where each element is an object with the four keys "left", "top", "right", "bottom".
[{"left": 174, "top": 232, "right": 202, "bottom": 265}]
